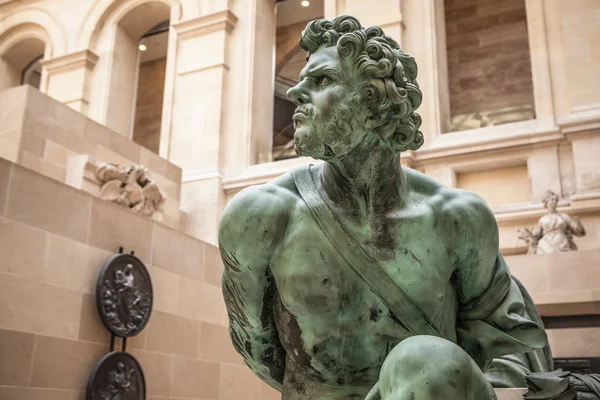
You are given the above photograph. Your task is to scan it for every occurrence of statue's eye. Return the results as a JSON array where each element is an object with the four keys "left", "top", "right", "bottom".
[{"left": 314, "top": 75, "right": 332, "bottom": 86}]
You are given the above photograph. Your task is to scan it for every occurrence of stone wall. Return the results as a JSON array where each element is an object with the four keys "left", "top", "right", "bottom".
[
  {"left": 445, "top": 0, "right": 535, "bottom": 117},
  {"left": 0, "top": 85, "right": 183, "bottom": 231},
  {"left": 133, "top": 57, "right": 167, "bottom": 154},
  {"left": 0, "top": 158, "right": 280, "bottom": 400}
]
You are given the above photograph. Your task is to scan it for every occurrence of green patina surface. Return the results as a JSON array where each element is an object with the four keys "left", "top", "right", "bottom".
[{"left": 219, "top": 15, "right": 552, "bottom": 399}]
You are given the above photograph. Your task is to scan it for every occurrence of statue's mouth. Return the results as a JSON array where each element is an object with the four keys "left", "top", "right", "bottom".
[{"left": 292, "top": 109, "right": 310, "bottom": 129}]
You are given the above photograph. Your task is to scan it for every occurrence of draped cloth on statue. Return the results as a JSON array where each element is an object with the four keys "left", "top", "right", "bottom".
[{"left": 292, "top": 164, "right": 552, "bottom": 391}]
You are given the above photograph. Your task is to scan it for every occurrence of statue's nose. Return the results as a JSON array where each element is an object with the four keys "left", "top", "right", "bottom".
[{"left": 287, "top": 84, "right": 310, "bottom": 105}]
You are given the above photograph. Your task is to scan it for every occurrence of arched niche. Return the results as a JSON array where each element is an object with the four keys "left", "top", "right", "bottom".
[
  {"left": 84, "top": 0, "right": 180, "bottom": 148},
  {"left": 0, "top": 23, "right": 49, "bottom": 91}
]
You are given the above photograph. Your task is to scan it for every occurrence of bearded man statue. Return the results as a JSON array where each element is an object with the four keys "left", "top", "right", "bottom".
[{"left": 219, "top": 15, "right": 552, "bottom": 400}]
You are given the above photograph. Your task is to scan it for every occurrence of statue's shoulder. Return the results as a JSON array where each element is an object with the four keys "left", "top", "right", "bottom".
[
  {"left": 219, "top": 172, "right": 298, "bottom": 247},
  {"left": 406, "top": 168, "right": 496, "bottom": 240}
]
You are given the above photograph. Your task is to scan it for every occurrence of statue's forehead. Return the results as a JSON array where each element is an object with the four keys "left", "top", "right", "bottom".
[{"left": 303, "top": 46, "right": 343, "bottom": 73}]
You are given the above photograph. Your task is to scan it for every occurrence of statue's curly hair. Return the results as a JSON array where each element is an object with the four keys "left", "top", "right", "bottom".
[
  {"left": 542, "top": 190, "right": 559, "bottom": 208},
  {"left": 299, "top": 15, "right": 424, "bottom": 152}
]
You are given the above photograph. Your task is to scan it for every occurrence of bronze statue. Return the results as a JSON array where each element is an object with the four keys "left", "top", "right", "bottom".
[{"left": 219, "top": 16, "right": 552, "bottom": 399}]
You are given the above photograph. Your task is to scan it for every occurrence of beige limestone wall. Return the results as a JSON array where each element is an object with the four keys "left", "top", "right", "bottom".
[
  {"left": 0, "top": 157, "right": 280, "bottom": 400},
  {"left": 0, "top": 85, "right": 183, "bottom": 231},
  {"left": 444, "top": 0, "right": 534, "bottom": 117},
  {"left": 507, "top": 250, "right": 600, "bottom": 360},
  {"left": 456, "top": 165, "right": 531, "bottom": 207}
]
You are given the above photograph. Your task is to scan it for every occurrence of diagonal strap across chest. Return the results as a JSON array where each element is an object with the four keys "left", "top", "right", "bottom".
[{"left": 291, "top": 164, "right": 444, "bottom": 339}]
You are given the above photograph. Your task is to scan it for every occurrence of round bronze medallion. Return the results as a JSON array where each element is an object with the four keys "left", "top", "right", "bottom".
[
  {"left": 86, "top": 352, "right": 146, "bottom": 400},
  {"left": 96, "top": 253, "right": 153, "bottom": 337}
]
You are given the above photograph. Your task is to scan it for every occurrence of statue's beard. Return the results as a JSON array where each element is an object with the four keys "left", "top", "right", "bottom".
[{"left": 293, "top": 102, "right": 356, "bottom": 160}]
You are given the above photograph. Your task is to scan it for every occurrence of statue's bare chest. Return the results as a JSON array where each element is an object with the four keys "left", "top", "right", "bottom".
[{"left": 270, "top": 201, "right": 455, "bottom": 320}]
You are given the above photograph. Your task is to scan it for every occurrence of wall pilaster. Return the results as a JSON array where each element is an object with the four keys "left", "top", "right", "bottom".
[{"left": 40, "top": 50, "right": 98, "bottom": 114}]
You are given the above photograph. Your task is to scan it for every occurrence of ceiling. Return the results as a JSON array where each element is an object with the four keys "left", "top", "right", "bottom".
[
  {"left": 276, "top": 0, "right": 324, "bottom": 27},
  {"left": 139, "top": 31, "right": 168, "bottom": 63}
]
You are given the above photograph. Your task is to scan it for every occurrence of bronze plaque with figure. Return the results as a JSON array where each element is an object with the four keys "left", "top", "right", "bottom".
[
  {"left": 96, "top": 253, "right": 153, "bottom": 338},
  {"left": 86, "top": 351, "right": 146, "bottom": 400}
]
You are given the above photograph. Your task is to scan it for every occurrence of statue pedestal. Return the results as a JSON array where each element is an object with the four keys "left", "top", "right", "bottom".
[{"left": 496, "top": 388, "right": 527, "bottom": 399}]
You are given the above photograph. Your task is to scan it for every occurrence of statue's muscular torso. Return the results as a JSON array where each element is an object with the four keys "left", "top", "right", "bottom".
[{"left": 220, "top": 165, "right": 496, "bottom": 399}]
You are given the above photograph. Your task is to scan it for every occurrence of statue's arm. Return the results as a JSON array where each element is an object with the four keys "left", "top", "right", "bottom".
[
  {"left": 447, "top": 192, "right": 548, "bottom": 368},
  {"left": 219, "top": 185, "right": 289, "bottom": 390},
  {"left": 564, "top": 213, "right": 586, "bottom": 236}
]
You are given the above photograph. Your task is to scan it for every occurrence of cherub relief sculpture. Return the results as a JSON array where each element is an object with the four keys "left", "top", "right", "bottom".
[
  {"left": 95, "top": 162, "right": 166, "bottom": 217},
  {"left": 519, "top": 190, "right": 586, "bottom": 254},
  {"left": 219, "top": 15, "right": 552, "bottom": 400}
]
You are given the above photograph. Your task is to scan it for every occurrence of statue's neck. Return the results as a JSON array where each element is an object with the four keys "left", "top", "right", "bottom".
[{"left": 316, "top": 145, "right": 407, "bottom": 218}]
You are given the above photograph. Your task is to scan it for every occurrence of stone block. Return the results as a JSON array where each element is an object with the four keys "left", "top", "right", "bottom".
[
  {"left": 145, "top": 310, "right": 199, "bottom": 357},
  {"left": 545, "top": 250, "right": 600, "bottom": 292},
  {"left": 65, "top": 131, "right": 97, "bottom": 157},
  {"left": 496, "top": 388, "right": 528, "bottom": 400},
  {"left": 0, "top": 130, "right": 21, "bottom": 162},
  {"left": 220, "top": 363, "right": 262, "bottom": 400},
  {"left": 23, "top": 108, "right": 66, "bottom": 145},
  {"left": 200, "top": 322, "right": 244, "bottom": 365},
  {"left": 88, "top": 197, "right": 153, "bottom": 262},
  {"left": 129, "top": 350, "right": 173, "bottom": 397},
  {"left": 262, "top": 384, "right": 281, "bottom": 400},
  {"left": 0, "top": 387, "right": 71, "bottom": 400},
  {"left": 0, "top": 158, "right": 10, "bottom": 216},
  {"left": 110, "top": 132, "right": 141, "bottom": 163},
  {"left": 30, "top": 336, "right": 105, "bottom": 390},
  {"left": 127, "top": 328, "right": 147, "bottom": 350},
  {"left": 0, "top": 217, "right": 47, "bottom": 279},
  {"left": 140, "top": 147, "right": 167, "bottom": 177},
  {"left": 83, "top": 119, "right": 112, "bottom": 148},
  {"left": 0, "top": 273, "right": 82, "bottom": 338},
  {"left": 178, "top": 277, "right": 227, "bottom": 325},
  {"left": 5, "top": 165, "right": 92, "bottom": 241},
  {"left": 148, "top": 265, "right": 179, "bottom": 314},
  {"left": 20, "top": 132, "right": 46, "bottom": 156},
  {"left": 44, "top": 139, "right": 75, "bottom": 168},
  {"left": 43, "top": 233, "right": 111, "bottom": 294},
  {"left": 547, "top": 327, "right": 600, "bottom": 357},
  {"left": 0, "top": 328, "right": 35, "bottom": 386},
  {"left": 171, "top": 357, "right": 221, "bottom": 399},
  {"left": 0, "top": 85, "right": 28, "bottom": 110},
  {"left": 77, "top": 293, "right": 109, "bottom": 344},
  {"left": 203, "top": 244, "right": 224, "bottom": 286},
  {"left": 198, "top": 282, "right": 228, "bottom": 326},
  {"left": 95, "top": 145, "right": 134, "bottom": 167},
  {"left": 166, "top": 161, "right": 182, "bottom": 183},
  {"left": 152, "top": 223, "right": 204, "bottom": 280},
  {"left": 0, "top": 107, "right": 25, "bottom": 135},
  {"left": 18, "top": 149, "right": 67, "bottom": 182}
]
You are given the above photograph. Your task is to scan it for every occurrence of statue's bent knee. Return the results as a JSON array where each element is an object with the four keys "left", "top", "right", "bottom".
[{"left": 378, "top": 335, "right": 497, "bottom": 400}]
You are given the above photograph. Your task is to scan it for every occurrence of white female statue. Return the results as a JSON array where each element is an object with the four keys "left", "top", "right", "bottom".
[{"left": 520, "top": 190, "right": 586, "bottom": 254}]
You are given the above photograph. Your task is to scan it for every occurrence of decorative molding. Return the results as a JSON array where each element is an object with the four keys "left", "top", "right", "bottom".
[
  {"left": 178, "top": 62, "right": 230, "bottom": 77},
  {"left": 572, "top": 191, "right": 600, "bottom": 202},
  {"left": 40, "top": 49, "right": 99, "bottom": 74},
  {"left": 558, "top": 105, "right": 600, "bottom": 134},
  {"left": 419, "top": 119, "right": 562, "bottom": 163},
  {"left": 222, "top": 156, "right": 318, "bottom": 192},
  {"left": 172, "top": 10, "right": 238, "bottom": 39},
  {"left": 182, "top": 169, "right": 224, "bottom": 183},
  {"left": 495, "top": 197, "right": 600, "bottom": 225}
]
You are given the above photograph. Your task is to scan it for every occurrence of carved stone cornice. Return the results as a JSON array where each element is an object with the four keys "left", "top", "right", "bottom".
[
  {"left": 172, "top": 10, "right": 238, "bottom": 39},
  {"left": 40, "top": 49, "right": 99, "bottom": 74}
]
